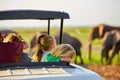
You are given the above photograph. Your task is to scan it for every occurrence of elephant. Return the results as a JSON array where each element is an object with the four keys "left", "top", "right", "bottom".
[
  {"left": 30, "top": 32, "right": 83, "bottom": 64},
  {"left": 101, "top": 30, "right": 120, "bottom": 64},
  {"left": 88, "top": 24, "right": 120, "bottom": 60}
]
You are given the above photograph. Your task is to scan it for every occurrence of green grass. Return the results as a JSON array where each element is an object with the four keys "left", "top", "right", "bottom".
[{"left": 13, "top": 27, "right": 120, "bottom": 65}]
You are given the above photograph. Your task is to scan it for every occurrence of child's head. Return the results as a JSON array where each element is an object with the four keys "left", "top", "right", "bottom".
[
  {"left": 36, "top": 32, "right": 48, "bottom": 44},
  {"left": 52, "top": 44, "right": 76, "bottom": 63},
  {"left": 3, "top": 33, "right": 24, "bottom": 43},
  {"left": 33, "top": 34, "right": 57, "bottom": 62},
  {"left": 40, "top": 35, "right": 57, "bottom": 51}
]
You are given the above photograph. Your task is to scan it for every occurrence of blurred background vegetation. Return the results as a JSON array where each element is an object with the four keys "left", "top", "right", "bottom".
[{"left": 13, "top": 27, "right": 120, "bottom": 65}]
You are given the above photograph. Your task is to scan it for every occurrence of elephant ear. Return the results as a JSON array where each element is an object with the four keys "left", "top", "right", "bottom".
[{"left": 98, "top": 24, "right": 104, "bottom": 38}]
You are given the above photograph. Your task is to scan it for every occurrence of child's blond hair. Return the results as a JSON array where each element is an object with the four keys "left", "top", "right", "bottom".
[
  {"left": 52, "top": 44, "right": 76, "bottom": 63},
  {"left": 32, "top": 34, "right": 56, "bottom": 62},
  {"left": 3, "top": 33, "right": 24, "bottom": 43}
]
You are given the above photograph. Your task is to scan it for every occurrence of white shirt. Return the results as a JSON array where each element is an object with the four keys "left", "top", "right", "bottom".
[{"left": 41, "top": 51, "right": 51, "bottom": 62}]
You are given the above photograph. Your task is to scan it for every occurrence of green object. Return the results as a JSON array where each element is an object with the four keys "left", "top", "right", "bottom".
[{"left": 46, "top": 54, "right": 62, "bottom": 62}]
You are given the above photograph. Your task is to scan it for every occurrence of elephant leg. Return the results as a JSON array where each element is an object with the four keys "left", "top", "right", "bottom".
[
  {"left": 75, "top": 54, "right": 84, "bottom": 65},
  {"left": 118, "top": 52, "right": 120, "bottom": 61},
  {"left": 101, "top": 49, "right": 105, "bottom": 64},
  {"left": 88, "top": 44, "right": 92, "bottom": 60},
  {"left": 107, "top": 45, "right": 120, "bottom": 64},
  {"left": 105, "top": 51, "right": 109, "bottom": 62},
  {"left": 117, "top": 42, "right": 120, "bottom": 61},
  {"left": 74, "top": 56, "right": 77, "bottom": 64},
  {"left": 107, "top": 51, "right": 117, "bottom": 64},
  {"left": 101, "top": 48, "right": 107, "bottom": 64},
  {"left": 79, "top": 52, "right": 84, "bottom": 64},
  {"left": 101, "top": 47, "right": 110, "bottom": 64}
]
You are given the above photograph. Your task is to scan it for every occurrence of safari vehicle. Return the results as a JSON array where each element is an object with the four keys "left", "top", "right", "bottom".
[{"left": 0, "top": 10, "right": 104, "bottom": 80}]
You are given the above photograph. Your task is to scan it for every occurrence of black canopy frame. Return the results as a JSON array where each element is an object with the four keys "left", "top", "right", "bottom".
[{"left": 0, "top": 10, "right": 70, "bottom": 44}]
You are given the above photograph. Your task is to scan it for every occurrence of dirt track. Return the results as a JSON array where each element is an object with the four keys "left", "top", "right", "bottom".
[{"left": 86, "top": 64, "right": 120, "bottom": 80}]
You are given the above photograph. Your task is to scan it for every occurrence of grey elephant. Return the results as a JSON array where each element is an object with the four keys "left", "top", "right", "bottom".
[
  {"left": 88, "top": 24, "right": 120, "bottom": 60},
  {"left": 30, "top": 32, "right": 83, "bottom": 64},
  {"left": 101, "top": 30, "right": 120, "bottom": 64}
]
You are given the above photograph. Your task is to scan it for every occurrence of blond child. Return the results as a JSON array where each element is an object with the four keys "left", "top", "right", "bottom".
[{"left": 46, "top": 44, "right": 76, "bottom": 63}]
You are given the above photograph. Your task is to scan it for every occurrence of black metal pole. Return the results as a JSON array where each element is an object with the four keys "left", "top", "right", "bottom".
[
  {"left": 48, "top": 19, "right": 50, "bottom": 35},
  {"left": 60, "top": 19, "right": 64, "bottom": 44}
]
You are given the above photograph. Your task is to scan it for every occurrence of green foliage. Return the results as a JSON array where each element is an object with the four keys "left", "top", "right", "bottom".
[{"left": 13, "top": 27, "right": 119, "bottom": 65}]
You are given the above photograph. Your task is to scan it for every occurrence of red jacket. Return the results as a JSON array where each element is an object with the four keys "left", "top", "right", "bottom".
[{"left": 0, "top": 42, "right": 23, "bottom": 64}]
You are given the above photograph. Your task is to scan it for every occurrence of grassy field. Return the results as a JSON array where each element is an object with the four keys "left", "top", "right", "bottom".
[{"left": 13, "top": 27, "right": 120, "bottom": 65}]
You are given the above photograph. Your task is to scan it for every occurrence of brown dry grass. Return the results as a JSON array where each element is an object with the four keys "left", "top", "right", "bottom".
[{"left": 86, "top": 64, "right": 120, "bottom": 80}]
